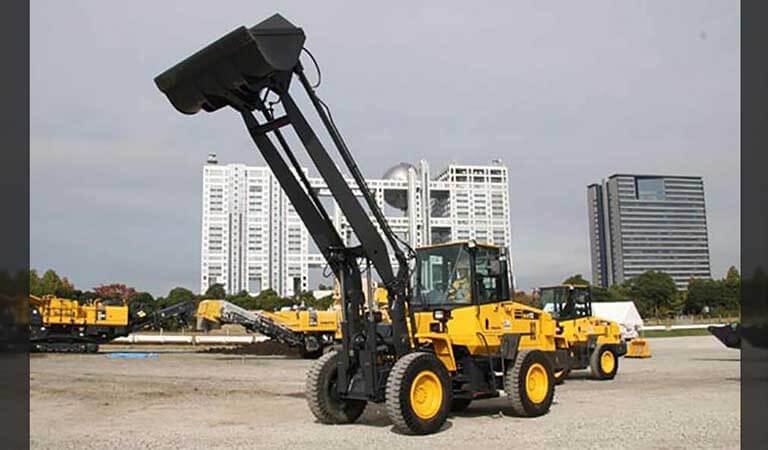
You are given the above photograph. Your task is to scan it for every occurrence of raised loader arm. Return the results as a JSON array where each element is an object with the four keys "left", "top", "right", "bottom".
[{"left": 155, "top": 14, "right": 412, "bottom": 401}]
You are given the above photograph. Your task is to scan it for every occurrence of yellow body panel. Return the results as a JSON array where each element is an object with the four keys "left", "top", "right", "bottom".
[
  {"left": 195, "top": 299, "right": 224, "bottom": 322},
  {"left": 196, "top": 299, "right": 339, "bottom": 334},
  {"left": 412, "top": 301, "right": 558, "bottom": 372},
  {"left": 32, "top": 295, "right": 129, "bottom": 327},
  {"left": 557, "top": 316, "right": 623, "bottom": 347},
  {"left": 264, "top": 310, "right": 338, "bottom": 333},
  {"left": 626, "top": 338, "right": 652, "bottom": 358}
]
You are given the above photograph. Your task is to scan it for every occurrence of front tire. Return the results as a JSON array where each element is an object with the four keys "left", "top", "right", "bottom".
[
  {"left": 306, "top": 351, "right": 366, "bottom": 424},
  {"left": 505, "top": 349, "right": 555, "bottom": 417},
  {"left": 385, "top": 352, "right": 451, "bottom": 435},
  {"left": 590, "top": 345, "right": 618, "bottom": 380}
]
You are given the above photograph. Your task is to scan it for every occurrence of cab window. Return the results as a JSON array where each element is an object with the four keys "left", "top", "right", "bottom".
[
  {"left": 475, "top": 247, "right": 504, "bottom": 304},
  {"left": 417, "top": 245, "right": 472, "bottom": 307}
]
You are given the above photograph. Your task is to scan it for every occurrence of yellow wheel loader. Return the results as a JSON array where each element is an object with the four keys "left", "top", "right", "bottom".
[
  {"left": 539, "top": 285, "right": 627, "bottom": 383},
  {"left": 155, "top": 14, "right": 570, "bottom": 434}
]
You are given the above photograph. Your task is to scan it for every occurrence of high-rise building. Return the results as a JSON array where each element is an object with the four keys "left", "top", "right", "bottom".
[
  {"left": 587, "top": 174, "right": 711, "bottom": 289},
  {"left": 201, "top": 156, "right": 511, "bottom": 296}
]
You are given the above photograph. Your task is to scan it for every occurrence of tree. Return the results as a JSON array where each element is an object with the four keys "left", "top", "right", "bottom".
[
  {"left": 40, "top": 270, "right": 62, "bottom": 295},
  {"left": 723, "top": 266, "right": 741, "bottom": 312},
  {"left": 29, "top": 269, "right": 41, "bottom": 296},
  {"left": 591, "top": 284, "right": 629, "bottom": 302},
  {"left": 562, "top": 274, "right": 590, "bottom": 286},
  {"left": 31, "top": 269, "right": 76, "bottom": 297},
  {"left": 93, "top": 284, "right": 137, "bottom": 302},
  {"left": 164, "top": 287, "right": 196, "bottom": 306},
  {"left": 684, "top": 268, "right": 740, "bottom": 316},
  {"left": 626, "top": 271, "right": 678, "bottom": 318},
  {"left": 204, "top": 283, "right": 226, "bottom": 299}
]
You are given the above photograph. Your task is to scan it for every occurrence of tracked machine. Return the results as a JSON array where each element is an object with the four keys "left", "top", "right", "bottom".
[
  {"left": 155, "top": 14, "right": 572, "bottom": 434},
  {"left": 539, "top": 285, "right": 627, "bottom": 382},
  {"left": 29, "top": 295, "right": 196, "bottom": 353}
]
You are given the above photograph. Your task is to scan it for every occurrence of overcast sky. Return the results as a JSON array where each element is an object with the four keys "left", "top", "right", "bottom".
[{"left": 30, "top": 1, "right": 740, "bottom": 296}]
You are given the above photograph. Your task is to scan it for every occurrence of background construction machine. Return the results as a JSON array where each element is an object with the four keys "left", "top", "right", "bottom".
[
  {"left": 196, "top": 283, "right": 387, "bottom": 358},
  {"left": 539, "top": 285, "right": 627, "bottom": 382},
  {"left": 29, "top": 295, "right": 196, "bottom": 353},
  {"left": 155, "top": 13, "right": 574, "bottom": 434},
  {"left": 196, "top": 299, "right": 337, "bottom": 358}
]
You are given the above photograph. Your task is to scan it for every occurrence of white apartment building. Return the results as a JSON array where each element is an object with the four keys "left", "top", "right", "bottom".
[{"left": 201, "top": 156, "right": 511, "bottom": 296}]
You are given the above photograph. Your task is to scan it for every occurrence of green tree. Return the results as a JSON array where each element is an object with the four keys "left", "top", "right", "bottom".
[
  {"left": 591, "top": 284, "right": 629, "bottom": 302},
  {"left": 29, "top": 269, "right": 42, "bottom": 296},
  {"left": 204, "top": 283, "right": 226, "bottom": 299},
  {"left": 626, "top": 271, "right": 678, "bottom": 318},
  {"left": 562, "top": 274, "right": 590, "bottom": 286},
  {"left": 32, "top": 269, "right": 76, "bottom": 297},
  {"left": 162, "top": 287, "right": 196, "bottom": 307},
  {"left": 40, "top": 270, "right": 62, "bottom": 295},
  {"left": 723, "top": 266, "right": 741, "bottom": 312}
]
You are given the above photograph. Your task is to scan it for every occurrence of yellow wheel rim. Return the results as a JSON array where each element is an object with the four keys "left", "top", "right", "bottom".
[
  {"left": 410, "top": 370, "right": 443, "bottom": 419},
  {"left": 525, "top": 363, "right": 549, "bottom": 404},
  {"left": 600, "top": 350, "right": 615, "bottom": 373}
]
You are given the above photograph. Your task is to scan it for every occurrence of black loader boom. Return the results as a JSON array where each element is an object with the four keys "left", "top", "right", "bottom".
[{"left": 154, "top": 14, "right": 412, "bottom": 403}]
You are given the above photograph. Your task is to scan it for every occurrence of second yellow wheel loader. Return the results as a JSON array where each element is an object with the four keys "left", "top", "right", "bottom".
[
  {"left": 155, "top": 13, "right": 574, "bottom": 435},
  {"left": 539, "top": 285, "right": 627, "bottom": 382}
]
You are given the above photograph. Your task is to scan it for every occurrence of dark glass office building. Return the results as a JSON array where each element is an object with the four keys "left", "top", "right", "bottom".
[{"left": 587, "top": 174, "right": 711, "bottom": 289}]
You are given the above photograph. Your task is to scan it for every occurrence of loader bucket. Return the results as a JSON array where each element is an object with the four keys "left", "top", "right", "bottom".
[
  {"left": 707, "top": 323, "right": 741, "bottom": 349},
  {"left": 625, "top": 338, "right": 652, "bottom": 358},
  {"left": 154, "top": 13, "right": 305, "bottom": 115}
]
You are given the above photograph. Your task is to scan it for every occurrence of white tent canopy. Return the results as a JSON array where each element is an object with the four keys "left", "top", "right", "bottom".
[{"left": 591, "top": 301, "right": 644, "bottom": 340}]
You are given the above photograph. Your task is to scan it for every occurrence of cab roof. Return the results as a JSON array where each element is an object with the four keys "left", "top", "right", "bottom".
[{"left": 417, "top": 241, "right": 501, "bottom": 251}]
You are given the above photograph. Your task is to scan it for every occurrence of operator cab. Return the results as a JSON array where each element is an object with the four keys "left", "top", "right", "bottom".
[
  {"left": 539, "top": 285, "right": 592, "bottom": 320},
  {"left": 414, "top": 241, "right": 511, "bottom": 312}
]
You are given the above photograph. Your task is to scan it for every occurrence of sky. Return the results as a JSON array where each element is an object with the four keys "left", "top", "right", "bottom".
[{"left": 30, "top": 1, "right": 740, "bottom": 297}]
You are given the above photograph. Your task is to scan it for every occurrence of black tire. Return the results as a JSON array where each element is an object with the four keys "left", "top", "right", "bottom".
[
  {"left": 306, "top": 350, "right": 367, "bottom": 424},
  {"left": 553, "top": 368, "right": 571, "bottom": 385},
  {"left": 299, "top": 345, "right": 324, "bottom": 360},
  {"left": 450, "top": 398, "right": 472, "bottom": 412},
  {"left": 590, "top": 345, "right": 618, "bottom": 380},
  {"left": 504, "top": 349, "right": 555, "bottom": 417},
  {"left": 385, "top": 352, "right": 451, "bottom": 435},
  {"left": 299, "top": 335, "right": 324, "bottom": 359}
]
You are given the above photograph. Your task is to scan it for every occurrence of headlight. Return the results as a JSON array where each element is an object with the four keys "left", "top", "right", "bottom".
[{"left": 433, "top": 309, "right": 451, "bottom": 321}]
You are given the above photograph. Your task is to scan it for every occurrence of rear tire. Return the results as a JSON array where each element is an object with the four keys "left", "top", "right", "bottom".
[
  {"left": 590, "top": 345, "right": 618, "bottom": 380},
  {"left": 306, "top": 351, "right": 366, "bottom": 424},
  {"left": 299, "top": 335, "right": 324, "bottom": 359},
  {"left": 386, "top": 352, "right": 451, "bottom": 435},
  {"left": 504, "top": 349, "right": 555, "bottom": 417},
  {"left": 450, "top": 398, "right": 472, "bottom": 412}
]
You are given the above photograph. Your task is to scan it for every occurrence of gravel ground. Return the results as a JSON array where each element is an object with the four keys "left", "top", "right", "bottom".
[{"left": 30, "top": 336, "right": 739, "bottom": 450}]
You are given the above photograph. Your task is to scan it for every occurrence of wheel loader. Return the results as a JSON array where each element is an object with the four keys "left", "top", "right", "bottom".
[
  {"left": 539, "top": 285, "right": 627, "bottom": 382},
  {"left": 155, "top": 13, "right": 572, "bottom": 434}
]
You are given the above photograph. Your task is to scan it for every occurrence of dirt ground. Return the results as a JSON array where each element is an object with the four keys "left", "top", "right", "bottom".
[{"left": 30, "top": 336, "right": 739, "bottom": 450}]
